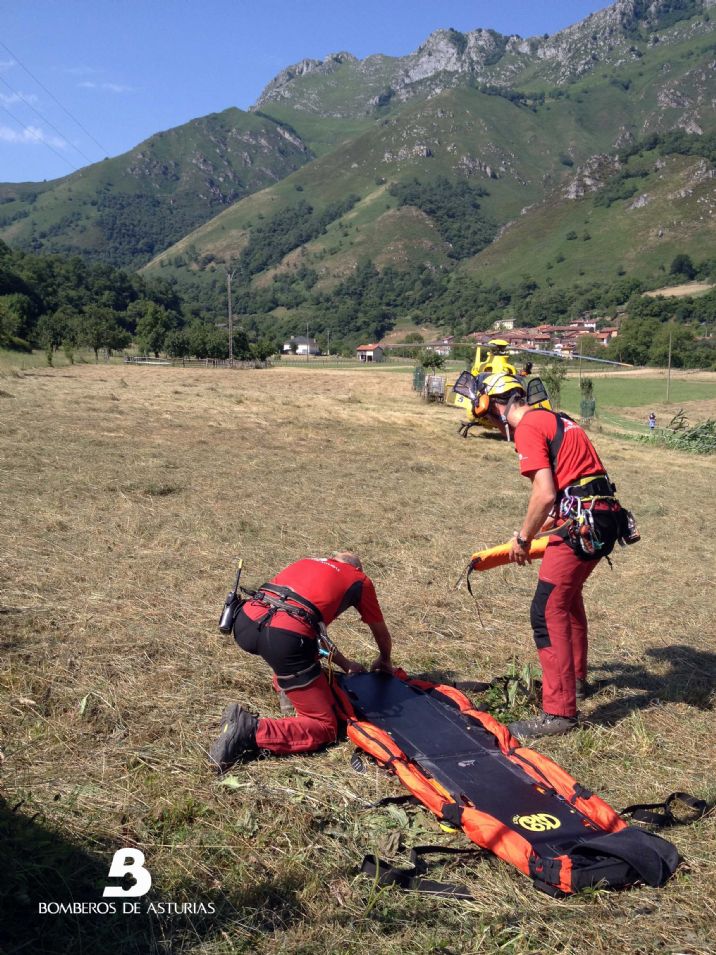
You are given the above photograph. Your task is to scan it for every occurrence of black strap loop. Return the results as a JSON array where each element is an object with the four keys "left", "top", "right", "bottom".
[
  {"left": 621, "top": 791, "right": 708, "bottom": 828},
  {"left": 360, "top": 846, "right": 483, "bottom": 899}
]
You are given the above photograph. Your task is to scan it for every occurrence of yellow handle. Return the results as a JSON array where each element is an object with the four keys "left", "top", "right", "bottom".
[{"left": 470, "top": 536, "right": 549, "bottom": 572}]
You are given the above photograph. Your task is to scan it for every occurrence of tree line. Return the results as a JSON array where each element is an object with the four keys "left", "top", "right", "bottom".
[{"left": 2, "top": 236, "right": 714, "bottom": 369}]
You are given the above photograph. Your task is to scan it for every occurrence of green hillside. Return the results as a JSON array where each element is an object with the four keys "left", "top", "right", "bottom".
[
  {"left": 0, "top": 109, "right": 310, "bottom": 268},
  {"left": 463, "top": 146, "right": 716, "bottom": 287},
  {"left": 2, "top": 0, "right": 716, "bottom": 349},
  {"left": 145, "top": 15, "right": 716, "bottom": 308}
]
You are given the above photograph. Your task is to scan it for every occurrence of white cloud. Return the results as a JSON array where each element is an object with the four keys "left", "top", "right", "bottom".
[
  {"left": 78, "top": 80, "right": 135, "bottom": 93},
  {"left": 0, "top": 91, "right": 39, "bottom": 106},
  {"left": 0, "top": 124, "right": 66, "bottom": 148}
]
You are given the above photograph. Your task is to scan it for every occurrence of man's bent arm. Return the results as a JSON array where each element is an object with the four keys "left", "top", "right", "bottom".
[
  {"left": 368, "top": 621, "right": 393, "bottom": 672},
  {"left": 511, "top": 468, "right": 557, "bottom": 565},
  {"left": 520, "top": 468, "right": 557, "bottom": 542}
]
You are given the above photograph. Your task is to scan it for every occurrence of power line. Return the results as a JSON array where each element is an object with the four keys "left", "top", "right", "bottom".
[
  {"left": 0, "top": 75, "right": 97, "bottom": 166},
  {"left": 0, "top": 39, "right": 108, "bottom": 155},
  {"left": 0, "top": 103, "right": 78, "bottom": 172}
]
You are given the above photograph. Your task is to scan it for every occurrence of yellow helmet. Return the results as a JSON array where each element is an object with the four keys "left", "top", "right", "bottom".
[{"left": 480, "top": 372, "right": 526, "bottom": 400}]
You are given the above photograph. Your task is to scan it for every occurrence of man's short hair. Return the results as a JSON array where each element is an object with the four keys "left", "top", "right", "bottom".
[{"left": 331, "top": 550, "right": 363, "bottom": 570}]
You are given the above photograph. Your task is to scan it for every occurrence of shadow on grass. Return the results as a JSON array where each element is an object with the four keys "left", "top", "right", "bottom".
[
  {"left": 587, "top": 643, "right": 716, "bottom": 726},
  {"left": 0, "top": 796, "right": 306, "bottom": 954}
]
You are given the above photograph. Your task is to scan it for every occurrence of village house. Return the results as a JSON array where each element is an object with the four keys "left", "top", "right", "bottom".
[
  {"left": 282, "top": 336, "right": 320, "bottom": 356},
  {"left": 356, "top": 343, "right": 385, "bottom": 363},
  {"left": 426, "top": 335, "right": 455, "bottom": 357}
]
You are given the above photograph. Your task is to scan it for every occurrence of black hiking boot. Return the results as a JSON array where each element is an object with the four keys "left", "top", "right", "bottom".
[
  {"left": 209, "top": 704, "right": 259, "bottom": 772},
  {"left": 508, "top": 712, "right": 578, "bottom": 741}
]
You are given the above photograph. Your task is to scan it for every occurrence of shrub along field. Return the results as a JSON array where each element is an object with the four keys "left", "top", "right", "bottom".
[{"left": 1, "top": 364, "right": 715, "bottom": 954}]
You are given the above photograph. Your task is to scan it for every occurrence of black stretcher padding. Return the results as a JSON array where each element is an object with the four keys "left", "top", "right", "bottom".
[
  {"left": 341, "top": 673, "right": 682, "bottom": 891},
  {"left": 342, "top": 673, "right": 597, "bottom": 853}
]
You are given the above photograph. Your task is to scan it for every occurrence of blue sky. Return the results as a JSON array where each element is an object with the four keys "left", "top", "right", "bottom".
[{"left": 1, "top": 1, "right": 607, "bottom": 184}]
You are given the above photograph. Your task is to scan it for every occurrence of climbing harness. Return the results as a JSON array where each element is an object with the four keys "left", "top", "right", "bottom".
[{"left": 218, "top": 566, "right": 340, "bottom": 684}]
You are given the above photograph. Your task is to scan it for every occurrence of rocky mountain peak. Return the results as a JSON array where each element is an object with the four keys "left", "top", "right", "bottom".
[{"left": 255, "top": 51, "right": 357, "bottom": 106}]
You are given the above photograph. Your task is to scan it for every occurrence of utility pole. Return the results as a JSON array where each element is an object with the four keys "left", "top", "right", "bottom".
[
  {"left": 327, "top": 328, "right": 331, "bottom": 357},
  {"left": 666, "top": 324, "right": 673, "bottom": 403},
  {"left": 306, "top": 320, "right": 310, "bottom": 363},
  {"left": 226, "top": 265, "right": 236, "bottom": 367}
]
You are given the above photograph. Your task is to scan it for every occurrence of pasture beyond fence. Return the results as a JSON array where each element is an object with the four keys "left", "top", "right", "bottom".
[{"left": 123, "top": 356, "right": 270, "bottom": 369}]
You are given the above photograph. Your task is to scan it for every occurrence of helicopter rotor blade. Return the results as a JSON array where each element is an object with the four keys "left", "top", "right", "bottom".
[{"left": 512, "top": 346, "right": 632, "bottom": 367}]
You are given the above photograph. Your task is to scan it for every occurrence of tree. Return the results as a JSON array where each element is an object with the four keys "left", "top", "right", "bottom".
[
  {"left": 250, "top": 339, "right": 276, "bottom": 362},
  {"left": 574, "top": 334, "right": 602, "bottom": 359},
  {"left": 541, "top": 358, "right": 568, "bottom": 409},
  {"left": 606, "top": 317, "right": 660, "bottom": 365},
  {"left": 419, "top": 349, "right": 445, "bottom": 372},
  {"left": 77, "top": 305, "right": 131, "bottom": 361},
  {"left": 0, "top": 293, "right": 34, "bottom": 345},
  {"left": 648, "top": 323, "right": 695, "bottom": 368},
  {"left": 135, "top": 301, "right": 176, "bottom": 357},
  {"left": 670, "top": 254, "right": 696, "bottom": 280},
  {"left": 37, "top": 307, "right": 74, "bottom": 351},
  {"left": 164, "top": 329, "right": 191, "bottom": 358}
]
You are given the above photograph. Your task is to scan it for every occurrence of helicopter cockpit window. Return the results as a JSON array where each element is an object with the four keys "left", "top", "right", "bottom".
[
  {"left": 526, "top": 377, "right": 550, "bottom": 406},
  {"left": 452, "top": 371, "right": 477, "bottom": 401}
]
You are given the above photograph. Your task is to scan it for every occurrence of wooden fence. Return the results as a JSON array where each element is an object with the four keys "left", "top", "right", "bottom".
[{"left": 123, "top": 356, "right": 270, "bottom": 369}]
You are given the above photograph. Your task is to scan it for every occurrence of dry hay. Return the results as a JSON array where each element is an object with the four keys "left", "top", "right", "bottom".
[{"left": 1, "top": 363, "right": 715, "bottom": 954}]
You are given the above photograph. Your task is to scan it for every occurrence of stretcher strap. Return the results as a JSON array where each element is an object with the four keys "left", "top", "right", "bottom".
[
  {"left": 360, "top": 846, "right": 483, "bottom": 899},
  {"left": 621, "top": 791, "right": 708, "bottom": 828}
]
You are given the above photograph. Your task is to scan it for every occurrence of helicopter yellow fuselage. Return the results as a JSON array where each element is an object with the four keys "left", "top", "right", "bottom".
[{"left": 447, "top": 341, "right": 519, "bottom": 427}]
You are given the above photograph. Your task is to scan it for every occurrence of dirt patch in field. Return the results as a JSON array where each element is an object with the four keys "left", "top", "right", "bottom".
[
  {"left": 644, "top": 282, "right": 714, "bottom": 298},
  {"left": 619, "top": 396, "right": 716, "bottom": 426}
]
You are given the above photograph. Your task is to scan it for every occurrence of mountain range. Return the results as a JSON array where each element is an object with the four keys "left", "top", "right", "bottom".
[{"left": 1, "top": 0, "right": 715, "bottom": 330}]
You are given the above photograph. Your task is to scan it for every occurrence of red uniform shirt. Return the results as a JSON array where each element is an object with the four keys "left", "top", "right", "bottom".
[
  {"left": 514, "top": 409, "right": 606, "bottom": 491},
  {"left": 243, "top": 557, "right": 384, "bottom": 636}
]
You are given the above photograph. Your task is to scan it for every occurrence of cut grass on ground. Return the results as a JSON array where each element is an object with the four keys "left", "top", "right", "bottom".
[{"left": 1, "top": 363, "right": 715, "bottom": 954}]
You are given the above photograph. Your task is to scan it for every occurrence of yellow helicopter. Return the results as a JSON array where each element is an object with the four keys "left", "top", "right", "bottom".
[{"left": 446, "top": 339, "right": 553, "bottom": 436}]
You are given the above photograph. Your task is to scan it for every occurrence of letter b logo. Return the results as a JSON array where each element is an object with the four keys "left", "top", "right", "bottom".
[{"left": 103, "top": 849, "right": 152, "bottom": 897}]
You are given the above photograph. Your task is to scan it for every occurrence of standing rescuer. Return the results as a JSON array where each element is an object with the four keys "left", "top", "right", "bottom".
[
  {"left": 476, "top": 372, "right": 635, "bottom": 740},
  {"left": 209, "top": 551, "right": 393, "bottom": 771}
]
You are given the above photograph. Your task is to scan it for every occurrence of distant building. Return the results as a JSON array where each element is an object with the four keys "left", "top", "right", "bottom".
[
  {"left": 356, "top": 344, "right": 385, "bottom": 363},
  {"left": 283, "top": 336, "right": 320, "bottom": 356},
  {"left": 492, "top": 316, "right": 516, "bottom": 331},
  {"left": 427, "top": 336, "right": 455, "bottom": 357},
  {"left": 595, "top": 327, "right": 619, "bottom": 346}
]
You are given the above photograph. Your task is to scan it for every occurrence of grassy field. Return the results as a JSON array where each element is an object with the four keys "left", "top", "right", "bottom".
[{"left": 1, "top": 363, "right": 715, "bottom": 954}]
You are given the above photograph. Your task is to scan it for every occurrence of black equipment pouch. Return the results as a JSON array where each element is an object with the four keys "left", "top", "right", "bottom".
[
  {"left": 218, "top": 561, "right": 245, "bottom": 634},
  {"left": 218, "top": 592, "right": 244, "bottom": 634}
]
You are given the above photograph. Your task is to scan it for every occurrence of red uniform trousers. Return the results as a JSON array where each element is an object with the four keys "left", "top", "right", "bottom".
[
  {"left": 255, "top": 672, "right": 340, "bottom": 755},
  {"left": 530, "top": 538, "right": 600, "bottom": 718},
  {"left": 233, "top": 608, "right": 341, "bottom": 755}
]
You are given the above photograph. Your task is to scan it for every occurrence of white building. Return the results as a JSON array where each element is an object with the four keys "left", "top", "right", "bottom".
[
  {"left": 356, "top": 344, "right": 385, "bottom": 362},
  {"left": 283, "top": 336, "right": 320, "bottom": 356}
]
